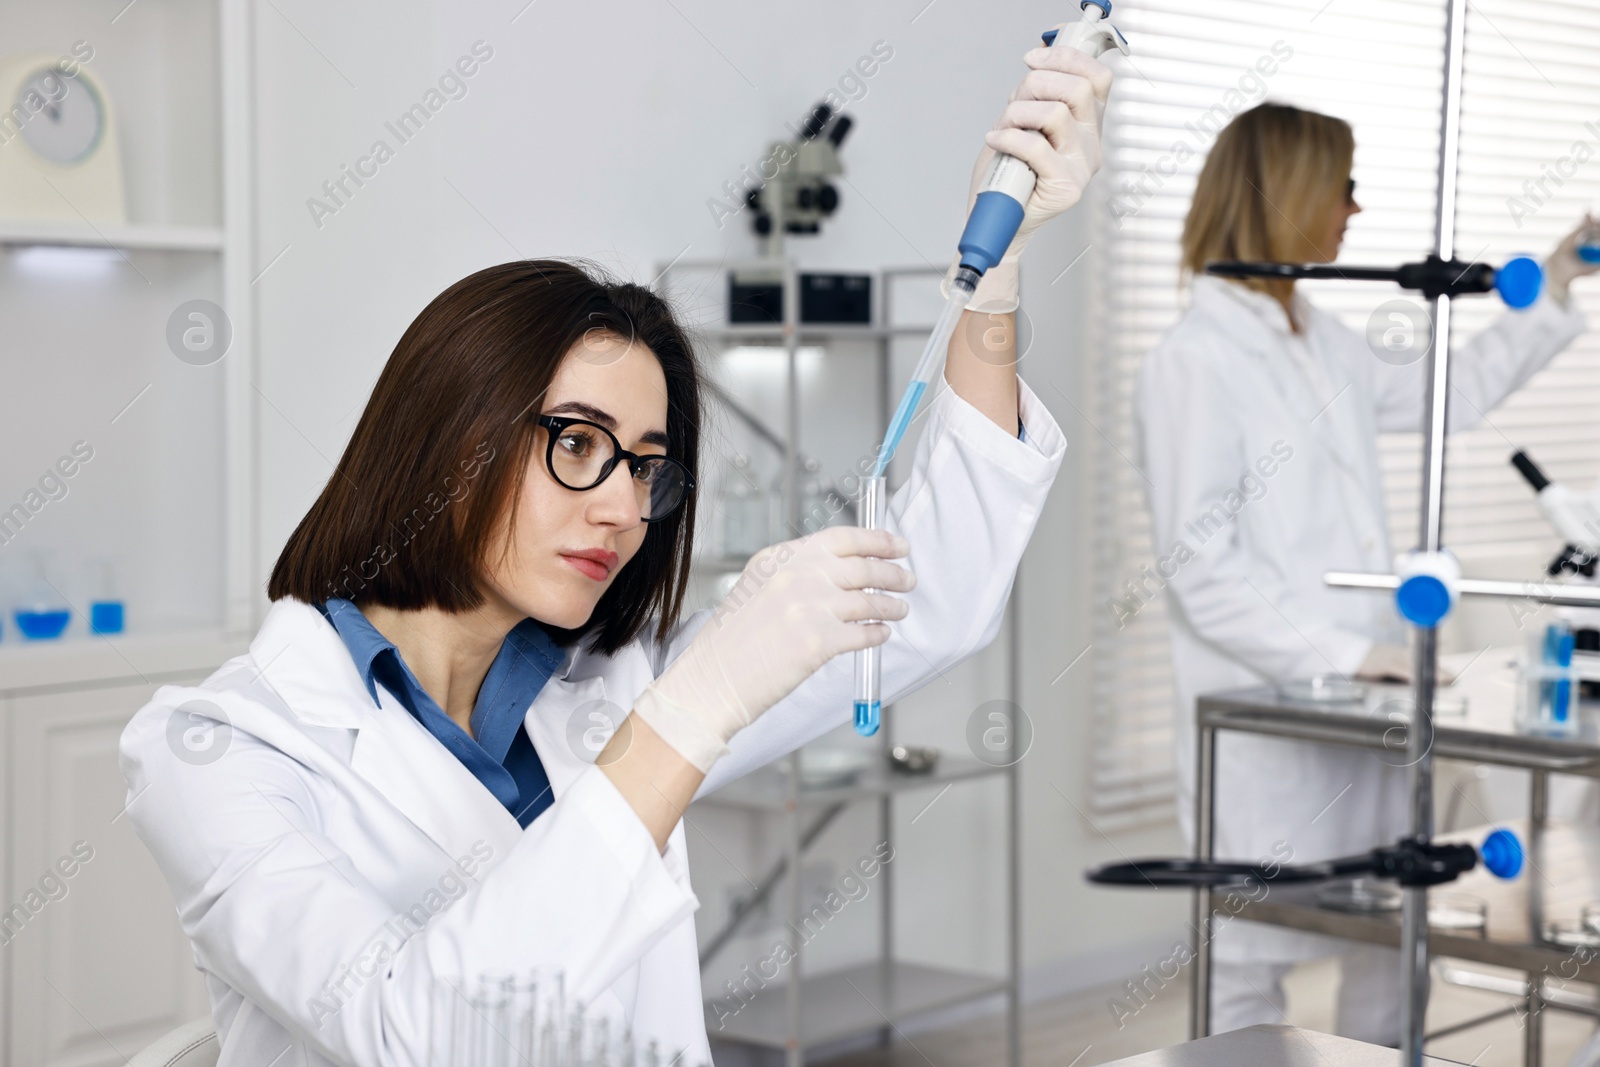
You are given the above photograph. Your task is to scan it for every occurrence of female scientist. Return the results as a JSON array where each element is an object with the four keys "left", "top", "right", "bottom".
[
  {"left": 118, "top": 44, "right": 1112, "bottom": 1067},
  {"left": 1136, "top": 101, "right": 1596, "bottom": 1041}
]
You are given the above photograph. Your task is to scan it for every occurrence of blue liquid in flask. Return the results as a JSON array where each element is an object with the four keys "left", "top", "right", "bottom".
[{"left": 15, "top": 609, "right": 70, "bottom": 639}]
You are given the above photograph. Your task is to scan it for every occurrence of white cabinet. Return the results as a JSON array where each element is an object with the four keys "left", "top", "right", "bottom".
[
  {"left": 6, "top": 683, "right": 207, "bottom": 1067},
  {"left": 0, "top": 635, "right": 244, "bottom": 1067}
]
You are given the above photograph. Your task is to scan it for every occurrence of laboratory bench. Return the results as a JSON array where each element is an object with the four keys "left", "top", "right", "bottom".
[
  {"left": 1191, "top": 650, "right": 1600, "bottom": 1067},
  {"left": 1101, "top": 1024, "right": 1460, "bottom": 1067},
  {"left": 0, "top": 628, "right": 247, "bottom": 1067}
]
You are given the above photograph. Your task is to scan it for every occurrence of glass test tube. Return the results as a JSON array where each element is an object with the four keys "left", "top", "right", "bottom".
[{"left": 853, "top": 475, "right": 887, "bottom": 737}]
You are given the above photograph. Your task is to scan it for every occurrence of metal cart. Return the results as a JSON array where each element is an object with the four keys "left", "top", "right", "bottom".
[{"left": 1190, "top": 681, "right": 1600, "bottom": 1066}]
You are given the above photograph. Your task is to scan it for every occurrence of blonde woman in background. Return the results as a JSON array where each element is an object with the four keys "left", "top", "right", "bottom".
[{"left": 1135, "top": 102, "right": 1596, "bottom": 1040}]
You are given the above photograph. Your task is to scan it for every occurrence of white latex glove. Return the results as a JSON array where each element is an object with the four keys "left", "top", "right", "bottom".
[
  {"left": 632, "top": 526, "right": 914, "bottom": 772},
  {"left": 1538, "top": 482, "right": 1600, "bottom": 555},
  {"left": 1543, "top": 214, "right": 1600, "bottom": 308},
  {"left": 941, "top": 38, "right": 1114, "bottom": 314},
  {"left": 1355, "top": 644, "right": 1458, "bottom": 686}
]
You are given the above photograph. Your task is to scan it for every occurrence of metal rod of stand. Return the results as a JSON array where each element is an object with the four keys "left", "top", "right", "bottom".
[{"left": 1401, "top": 3, "right": 1468, "bottom": 1063}]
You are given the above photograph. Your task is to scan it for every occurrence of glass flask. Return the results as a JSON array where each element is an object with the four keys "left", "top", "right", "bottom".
[
  {"left": 721, "top": 453, "right": 768, "bottom": 559},
  {"left": 14, "top": 551, "right": 70, "bottom": 640}
]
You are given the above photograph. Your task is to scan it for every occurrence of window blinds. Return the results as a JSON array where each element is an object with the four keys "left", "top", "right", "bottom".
[
  {"left": 1086, "top": 0, "right": 1452, "bottom": 829},
  {"left": 1088, "top": 0, "right": 1600, "bottom": 829},
  {"left": 1410, "top": 0, "right": 1600, "bottom": 560}
]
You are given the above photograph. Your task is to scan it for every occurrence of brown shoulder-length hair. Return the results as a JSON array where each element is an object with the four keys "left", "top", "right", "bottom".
[
  {"left": 1182, "top": 103, "right": 1354, "bottom": 303},
  {"left": 267, "top": 259, "right": 702, "bottom": 655}
]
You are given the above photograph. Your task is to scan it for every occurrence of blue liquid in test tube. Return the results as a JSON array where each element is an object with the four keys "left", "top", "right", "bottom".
[{"left": 853, "top": 475, "right": 887, "bottom": 737}]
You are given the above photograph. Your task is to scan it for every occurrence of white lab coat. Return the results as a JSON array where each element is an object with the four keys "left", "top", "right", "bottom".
[
  {"left": 1136, "top": 276, "right": 1584, "bottom": 962},
  {"left": 119, "top": 379, "right": 1065, "bottom": 1067}
]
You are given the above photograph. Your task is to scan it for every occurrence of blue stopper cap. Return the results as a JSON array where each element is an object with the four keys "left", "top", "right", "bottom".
[
  {"left": 1396, "top": 574, "right": 1452, "bottom": 627},
  {"left": 1495, "top": 256, "right": 1543, "bottom": 309},
  {"left": 1481, "top": 828, "right": 1524, "bottom": 879}
]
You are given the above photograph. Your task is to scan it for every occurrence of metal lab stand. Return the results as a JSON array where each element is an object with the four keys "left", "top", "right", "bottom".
[
  {"left": 1189, "top": 685, "right": 1600, "bottom": 1066},
  {"left": 653, "top": 259, "right": 1024, "bottom": 1067}
]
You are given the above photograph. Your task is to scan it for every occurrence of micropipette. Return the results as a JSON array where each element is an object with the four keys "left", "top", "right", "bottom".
[
  {"left": 853, "top": 1, "right": 1129, "bottom": 738},
  {"left": 869, "top": 1, "right": 1129, "bottom": 483}
]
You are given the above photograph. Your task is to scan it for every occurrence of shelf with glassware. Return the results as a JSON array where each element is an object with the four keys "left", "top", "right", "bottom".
[
  {"left": 655, "top": 260, "right": 960, "bottom": 605},
  {"left": 0, "top": 0, "right": 257, "bottom": 643},
  {"left": 651, "top": 257, "right": 1022, "bottom": 1067},
  {"left": 0, "top": 5, "right": 257, "bottom": 1065}
]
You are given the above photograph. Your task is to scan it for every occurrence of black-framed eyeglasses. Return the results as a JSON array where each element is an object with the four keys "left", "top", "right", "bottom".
[
  {"left": 1346, "top": 178, "right": 1358, "bottom": 205},
  {"left": 535, "top": 414, "right": 695, "bottom": 522}
]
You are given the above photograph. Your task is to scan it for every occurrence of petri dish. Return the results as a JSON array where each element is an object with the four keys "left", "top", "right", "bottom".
[
  {"left": 1544, "top": 919, "right": 1600, "bottom": 949},
  {"left": 1433, "top": 690, "right": 1469, "bottom": 718},
  {"left": 1316, "top": 878, "right": 1401, "bottom": 913},
  {"left": 1428, "top": 892, "right": 1487, "bottom": 930},
  {"left": 1277, "top": 676, "right": 1368, "bottom": 705}
]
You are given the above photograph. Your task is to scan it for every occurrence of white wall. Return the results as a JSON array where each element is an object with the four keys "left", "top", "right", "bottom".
[{"left": 249, "top": 0, "right": 1187, "bottom": 1030}]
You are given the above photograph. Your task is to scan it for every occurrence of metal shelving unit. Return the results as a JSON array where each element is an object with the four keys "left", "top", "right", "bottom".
[
  {"left": 694, "top": 757, "right": 1015, "bottom": 1059},
  {"left": 653, "top": 257, "right": 1022, "bottom": 1067},
  {"left": 1191, "top": 682, "right": 1600, "bottom": 1067}
]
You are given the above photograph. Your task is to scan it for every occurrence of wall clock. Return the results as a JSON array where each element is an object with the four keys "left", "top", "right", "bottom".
[{"left": 0, "top": 53, "right": 126, "bottom": 223}]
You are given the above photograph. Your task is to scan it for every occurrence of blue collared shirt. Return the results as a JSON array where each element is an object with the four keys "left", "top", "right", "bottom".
[{"left": 320, "top": 599, "right": 563, "bottom": 828}]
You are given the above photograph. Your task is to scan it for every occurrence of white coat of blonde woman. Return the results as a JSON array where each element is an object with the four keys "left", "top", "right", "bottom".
[{"left": 1135, "top": 102, "right": 1594, "bottom": 1042}]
